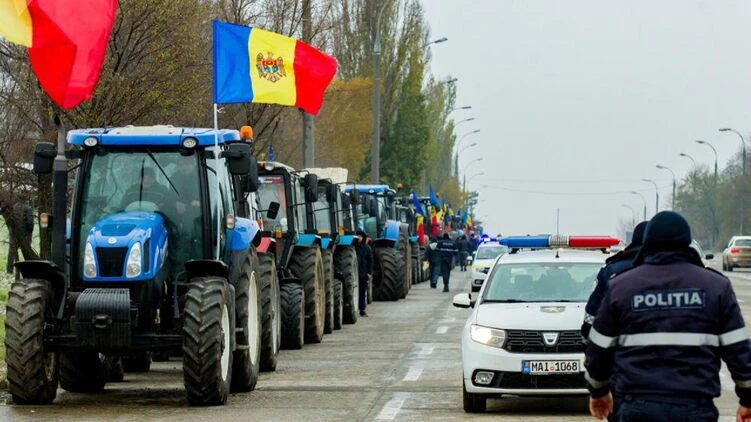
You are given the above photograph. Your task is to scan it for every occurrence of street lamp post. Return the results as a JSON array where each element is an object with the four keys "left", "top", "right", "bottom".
[
  {"left": 720, "top": 128, "right": 747, "bottom": 234},
  {"left": 422, "top": 37, "right": 447, "bottom": 49},
  {"left": 655, "top": 165, "right": 676, "bottom": 210},
  {"left": 631, "top": 191, "right": 647, "bottom": 220},
  {"left": 696, "top": 140, "right": 718, "bottom": 179},
  {"left": 462, "top": 158, "right": 483, "bottom": 192},
  {"left": 642, "top": 179, "right": 659, "bottom": 215},
  {"left": 454, "top": 117, "right": 475, "bottom": 127},
  {"left": 621, "top": 203, "right": 636, "bottom": 226},
  {"left": 454, "top": 129, "right": 480, "bottom": 178},
  {"left": 451, "top": 106, "right": 472, "bottom": 111},
  {"left": 696, "top": 140, "right": 719, "bottom": 250}
]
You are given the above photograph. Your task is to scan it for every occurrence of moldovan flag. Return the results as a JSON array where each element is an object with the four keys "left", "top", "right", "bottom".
[
  {"left": 213, "top": 20, "right": 338, "bottom": 115},
  {"left": 0, "top": 0, "right": 117, "bottom": 110}
]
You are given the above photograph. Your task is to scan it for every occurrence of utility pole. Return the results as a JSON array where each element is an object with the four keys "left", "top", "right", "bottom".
[
  {"left": 301, "top": 0, "right": 314, "bottom": 167},
  {"left": 371, "top": 0, "right": 386, "bottom": 184}
]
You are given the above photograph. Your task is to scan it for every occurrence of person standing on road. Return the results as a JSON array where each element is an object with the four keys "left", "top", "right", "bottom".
[
  {"left": 427, "top": 236, "right": 439, "bottom": 288},
  {"left": 356, "top": 230, "right": 373, "bottom": 317},
  {"left": 581, "top": 221, "right": 647, "bottom": 340},
  {"left": 436, "top": 233, "right": 458, "bottom": 292},
  {"left": 585, "top": 211, "right": 751, "bottom": 421},
  {"left": 455, "top": 235, "right": 470, "bottom": 272}
]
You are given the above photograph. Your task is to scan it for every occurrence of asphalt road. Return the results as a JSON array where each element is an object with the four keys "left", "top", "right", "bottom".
[{"left": 1, "top": 260, "right": 749, "bottom": 421}]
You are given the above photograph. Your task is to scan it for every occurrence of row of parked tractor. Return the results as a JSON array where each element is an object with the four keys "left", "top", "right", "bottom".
[{"left": 4, "top": 125, "right": 436, "bottom": 407}]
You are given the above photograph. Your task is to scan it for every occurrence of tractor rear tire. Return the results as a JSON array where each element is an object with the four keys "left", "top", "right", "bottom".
[
  {"left": 122, "top": 353, "right": 152, "bottom": 372},
  {"left": 289, "top": 247, "right": 325, "bottom": 344},
  {"left": 335, "top": 246, "right": 358, "bottom": 325},
  {"left": 280, "top": 283, "right": 305, "bottom": 349},
  {"left": 60, "top": 351, "right": 106, "bottom": 393},
  {"left": 373, "top": 247, "right": 403, "bottom": 301},
  {"left": 182, "top": 277, "right": 233, "bottom": 406},
  {"left": 231, "top": 250, "right": 262, "bottom": 392},
  {"left": 5, "top": 279, "right": 59, "bottom": 404},
  {"left": 333, "top": 278, "right": 343, "bottom": 330},
  {"left": 258, "top": 252, "right": 280, "bottom": 372},
  {"left": 322, "top": 249, "right": 335, "bottom": 335},
  {"left": 396, "top": 230, "right": 411, "bottom": 299}
]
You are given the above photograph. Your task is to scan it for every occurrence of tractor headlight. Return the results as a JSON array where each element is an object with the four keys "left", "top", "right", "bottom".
[
  {"left": 84, "top": 243, "right": 97, "bottom": 278},
  {"left": 83, "top": 136, "right": 99, "bottom": 147},
  {"left": 126, "top": 242, "right": 142, "bottom": 278},
  {"left": 181, "top": 137, "right": 198, "bottom": 149},
  {"left": 264, "top": 161, "right": 276, "bottom": 171},
  {"left": 470, "top": 324, "right": 506, "bottom": 348}
]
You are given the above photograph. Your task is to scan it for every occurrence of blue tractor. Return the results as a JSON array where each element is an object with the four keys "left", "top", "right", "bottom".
[
  {"left": 6, "top": 125, "right": 263, "bottom": 406},
  {"left": 343, "top": 185, "right": 410, "bottom": 301},
  {"left": 254, "top": 161, "right": 326, "bottom": 349}
]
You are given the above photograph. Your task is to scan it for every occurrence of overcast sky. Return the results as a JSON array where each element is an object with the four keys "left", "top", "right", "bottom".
[{"left": 422, "top": 0, "right": 751, "bottom": 238}]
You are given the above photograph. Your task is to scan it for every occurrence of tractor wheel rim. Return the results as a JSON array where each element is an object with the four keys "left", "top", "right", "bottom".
[
  {"left": 271, "top": 277, "right": 280, "bottom": 353},
  {"left": 248, "top": 272, "right": 260, "bottom": 365},
  {"left": 221, "top": 303, "right": 231, "bottom": 382}
]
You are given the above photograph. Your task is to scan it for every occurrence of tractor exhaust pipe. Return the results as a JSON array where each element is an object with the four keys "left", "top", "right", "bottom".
[{"left": 52, "top": 115, "right": 67, "bottom": 270}]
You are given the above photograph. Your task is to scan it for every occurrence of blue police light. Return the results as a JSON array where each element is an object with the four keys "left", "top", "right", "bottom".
[
  {"left": 499, "top": 236, "right": 550, "bottom": 248},
  {"left": 499, "top": 235, "right": 619, "bottom": 249}
]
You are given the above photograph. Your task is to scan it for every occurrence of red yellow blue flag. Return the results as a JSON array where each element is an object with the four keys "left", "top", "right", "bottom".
[{"left": 213, "top": 20, "right": 338, "bottom": 115}]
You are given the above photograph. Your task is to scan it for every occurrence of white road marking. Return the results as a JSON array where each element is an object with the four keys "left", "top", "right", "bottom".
[
  {"left": 417, "top": 345, "right": 434, "bottom": 355},
  {"left": 438, "top": 317, "right": 456, "bottom": 323},
  {"left": 403, "top": 367, "right": 422, "bottom": 381},
  {"left": 436, "top": 326, "right": 448, "bottom": 334},
  {"left": 376, "top": 398, "right": 405, "bottom": 420}
]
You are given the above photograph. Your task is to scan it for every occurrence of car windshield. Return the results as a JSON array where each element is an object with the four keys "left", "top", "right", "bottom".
[
  {"left": 257, "top": 175, "right": 288, "bottom": 232},
  {"left": 483, "top": 262, "right": 601, "bottom": 302},
  {"left": 476, "top": 245, "right": 507, "bottom": 260},
  {"left": 734, "top": 239, "right": 751, "bottom": 247}
]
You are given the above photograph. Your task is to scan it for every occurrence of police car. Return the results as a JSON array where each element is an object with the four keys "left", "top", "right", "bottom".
[
  {"left": 470, "top": 241, "right": 508, "bottom": 292},
  {"left": 453, "top": 235, "right": 618, "bottom": 413}
]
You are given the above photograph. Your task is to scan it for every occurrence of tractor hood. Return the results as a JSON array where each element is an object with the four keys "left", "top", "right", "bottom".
[{"left": 84, "top": 211, "right": 169, "bottom": 281}]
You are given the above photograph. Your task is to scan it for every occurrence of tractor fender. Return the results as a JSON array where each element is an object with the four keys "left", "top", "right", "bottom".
[
  {"left": 320, "top": 237, "right": 333, "bottom": 250},
  {"left": 295, "top": 233, "right": 321, "bottom": 247},
  {"left": 184, "top": 259, "right": 229, "bottom": 282},
  {"left": 336, "top": 234, "right": 356, "bottom": 246},
  {"left": 14, "top": 260, "right": 66, "bottom": 312},
  {"left": 382, "top": 220, "right": 401, "bottom": 242},
  {"left": 372, "top": 238, "right": 397, "bottom": 249},
  {"left": 256, "top": 236, "right": 276, "bottom": 254},
  {"left": 227, "top": 217, "right": 260, "bottom": 252}
]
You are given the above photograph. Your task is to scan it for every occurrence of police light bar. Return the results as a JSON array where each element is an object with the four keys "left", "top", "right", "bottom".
[{"left": 499, "top": 235, "right": 619, "bottom": 249}]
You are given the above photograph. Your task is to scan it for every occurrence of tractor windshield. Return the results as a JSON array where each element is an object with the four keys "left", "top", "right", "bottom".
[
  {"left": 257, "top": 175, "right": 288, "bottom": 232},
  {"left": 77, "top": 150, "right": 202, "bottom": 276},
  {"left": 313, "top": 191, "right": 332, "bottom": 234}
]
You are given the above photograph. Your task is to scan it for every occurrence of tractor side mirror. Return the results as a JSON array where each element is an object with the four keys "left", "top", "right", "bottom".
[
  {"left": 326, "top": 184, "right": 337, "bottom": 203},
  {"left": 350, "top": 189, "right": 360, "bottom": 205},
  {"left": 267, "top": 201, "right": 280, "bottom": 220},
  {"left": 245, "top": 154, "right": 259, "bottom": 192},
  {"left": 304, "top": 174, "right": 318, "bottom": 203},
  {"left": 223, "top": 143, "right": 252, "bottom": 176},
  {"left": 33, "top": 142, "right": 55, "bottom": 174}
]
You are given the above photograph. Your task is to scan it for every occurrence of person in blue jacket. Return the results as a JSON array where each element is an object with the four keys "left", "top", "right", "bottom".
[{"left": 585, "top": 211, "right": 751, "bottom": 421}]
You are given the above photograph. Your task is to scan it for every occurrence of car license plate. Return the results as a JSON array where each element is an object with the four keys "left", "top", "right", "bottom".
[{"left": 522, "top": 360, "right": 579, "bottom": 375}]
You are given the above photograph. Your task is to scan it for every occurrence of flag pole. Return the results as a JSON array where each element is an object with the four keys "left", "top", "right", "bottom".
[{"left": 214, "top": 103, "right": 221, "bottom": 260}]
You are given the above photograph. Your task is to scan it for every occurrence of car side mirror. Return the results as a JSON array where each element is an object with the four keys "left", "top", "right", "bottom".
[
  {"left": 303, "top": 174, "right": 318, "bottom": 203},
  {"left": 267, "top": 201, "right": 280, "bottom": 220},
  {"left": 33, "top": 142, "right": 55, "bottom": 174},
  {"left": 705, "top": 253, "right": 714, "bottom": 260},
  {"left": 223, "top": 143, "right": 252, "bottom": 176},
  {"left": 452, "top": 293, "right": 472, "bottom": 309}
]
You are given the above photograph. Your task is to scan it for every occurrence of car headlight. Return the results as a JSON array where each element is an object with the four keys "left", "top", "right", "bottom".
[
  {"left": 126, "top": 242, "right": 142, "bottom": 278},
  {"left": 470, "top": 324, "right": 506, "bottom": 348},
  {"left": 84, "top": 243, "right": 97, "bottom": 278}
]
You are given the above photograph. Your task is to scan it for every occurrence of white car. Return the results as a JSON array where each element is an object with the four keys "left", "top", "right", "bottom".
[
  {"left": 470, "top": 243, "right": 508, "bottom": 292},
  {"left": 453, "top": 235, "right": 615, "bottom": 413}
]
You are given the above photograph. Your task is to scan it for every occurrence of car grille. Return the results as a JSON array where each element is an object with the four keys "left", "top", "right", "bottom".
[
  {"left": 96, "top": 247, "right": 128, "bottom": 277},
  {"left": 488, "top": 371, "right": 586, "bottom": 389},
  {"left": 504, "top": 330, "right": 584, "bottom": 353}
]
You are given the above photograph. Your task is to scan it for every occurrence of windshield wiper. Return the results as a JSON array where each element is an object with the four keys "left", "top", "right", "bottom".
[
  {"left": 482, "top": 299, "right": 528, "bottom": 303},
  {"left": 538, "top": 299, "right": 581, "bottom": 302},
  {"left": 145, "top": 148, "right": 179, "bottom": 195}
]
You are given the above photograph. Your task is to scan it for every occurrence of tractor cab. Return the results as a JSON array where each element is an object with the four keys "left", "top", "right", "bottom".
[
  {"left": 310, "top": 178, "right": 357, "bottom": 249},
  {"left": 344, "top": 184, "right": 398, "bottom": 245}
]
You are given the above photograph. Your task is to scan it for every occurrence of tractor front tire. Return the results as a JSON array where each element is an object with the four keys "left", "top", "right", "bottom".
[
  {"left": 373, "top": 247, "right": 403, "bottom": 301},
  {"left": 335, "top": 246, "right": 358, "bottom": 325},
  {"left": 5, "top": 279, "right": 59, "bottom": 404},
  {"left": 258, "top": 252, "right": 280, "bottom": 372},
  {"left": 397, "top": 231, "right": 412, "bottom": 299},
  {"left": 60, "top": 351, "right": 106, "bottom": 393},
  {"left": 289, "top": 247, "right": 325, "bottom": 344},
  {"left": 333, "top": 278, "right": 343, "bottom": 330},
  {"left": 231, "top": 250, "right": 262, "bottom": 392},
  {"left": 182, "top": 278, "right": 233, "bottom": 406},
  {"left": 280, "top": 283, "right": 305, "bottom": 349},
  {"left": 322, "top": 249, "right": 335, "bottom": 335}
]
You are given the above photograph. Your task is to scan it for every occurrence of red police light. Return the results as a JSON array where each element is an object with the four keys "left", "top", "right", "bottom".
[{"left": 568, "top": 236, "right": 620, "bottom": 248}]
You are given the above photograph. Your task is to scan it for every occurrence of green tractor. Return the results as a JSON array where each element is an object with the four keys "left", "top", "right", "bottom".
[
  {"left": 6, "top": 125, "right": 264, "bottom": 406},
  {"left": 255, "top": 161, "right": 326, "bottom": 350}
]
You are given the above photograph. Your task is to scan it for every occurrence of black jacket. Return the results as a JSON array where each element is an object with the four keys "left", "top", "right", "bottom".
[
  {"left": 585, "top": 251, "right": 751, "bottom": 406},
  {"left": 436, "top": 238, "right": 457, "bottom": 262},
  {"left": 581, "top": 247, "right": 639, "bottom": 339},
  {"left": 455, "top": 238, "right": 470, "bottom": 253},
  {"left": 357, "top": 242, "right": 373, "bottom": 276}
]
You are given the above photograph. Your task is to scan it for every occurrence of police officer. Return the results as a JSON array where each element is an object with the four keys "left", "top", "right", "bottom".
[
  {"left": 581, "top": 221, "right": 647, "bottom": 340},
  {"left": 436, "top": 233, "right": 457, "bottom": 292},
  {"left": 585, "top": 211, "right": 751, "bottom": 421},
  {"left": 427, "top": 236, "right": 438, "bottom": 288},
  {"left": 355, "top": 230, "right": 373, "bottom": 317}
]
